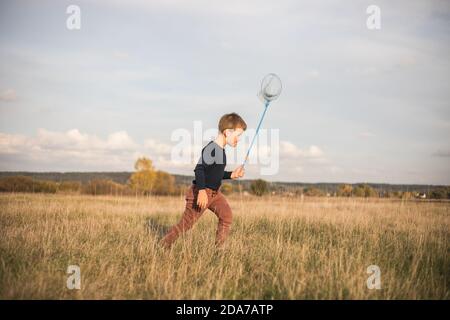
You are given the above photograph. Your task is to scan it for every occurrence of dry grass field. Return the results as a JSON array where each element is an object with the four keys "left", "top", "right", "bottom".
[{"left": 0, "top": 192, "right": 448, "bottom": 299}]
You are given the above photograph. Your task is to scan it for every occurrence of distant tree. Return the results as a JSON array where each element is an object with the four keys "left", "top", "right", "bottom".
[
  {"left": 82, "top": 179, "right": 126, "bottom": 195},
  {"left": 429, "top": 187, "right": 448, "bottom": 200},
  {"left": 303, "top": 187, "right": 325, "bottom": 197},
  {"left": 153, "top": 171, "right": 176, "bottom": 195},
  {"left": 352, "top": 184, "right": 378, "bottom": 198},
  {"left": 0, "top": 176, "right": 57, "bottom": 193},
  {"left": 134, "top": 157, "right": 154, "bottom": 171},
  {"left": 128, "top": 157, "right": 156, "bottom": 196},
  {"left": 364, "top": 185, "right": 379, "bottom": 197},
  {"left": 337, "top": 184, "right": 353, "bottom": 197},
  {"left": 385, "top": 191, "right": 395, "bottom": 198},
  {"left": 128, "top": 157, "right": 178, "bottom": 196},
  {"left": 352, "top": 185, "right": 365, "bottom": 197},
  {"left": 0, "top": 176, "right": 34, "bottom": 192},
  {"left": 58, "top": 181, "right": 81, "bottom": 193},
  {"left": 250, "top": 179, "right": 268, "bottom": 196},
  {"left": 37, "top": 180, "right": 58, "bottom": 193},
  {"left": 220, "top": 183, "right": 233, "bottom": 195}
]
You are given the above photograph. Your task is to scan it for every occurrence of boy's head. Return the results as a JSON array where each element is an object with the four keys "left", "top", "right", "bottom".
[{"left": 218, "top": 113, "right": 247, "bottom": 147}]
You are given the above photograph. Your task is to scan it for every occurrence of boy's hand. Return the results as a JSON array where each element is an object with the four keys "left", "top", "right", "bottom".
[
  {"left": 231, "top": 165, "right": 245, "bottom": 179},
  {"left": 197, "top": 189, "right": 208, "bottom": 209}
]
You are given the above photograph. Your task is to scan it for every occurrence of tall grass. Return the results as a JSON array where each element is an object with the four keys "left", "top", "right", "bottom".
[{"left": 0, "top": 193, "right": 448, "bottom": 299}]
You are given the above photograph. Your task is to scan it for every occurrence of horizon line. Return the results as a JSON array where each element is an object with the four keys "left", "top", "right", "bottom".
[{"left": 0, "top": 171, "right": 448, "bottom": 187}]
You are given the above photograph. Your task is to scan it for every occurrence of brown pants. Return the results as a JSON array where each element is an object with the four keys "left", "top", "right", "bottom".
[{"left": 161, "top": 185, "right": 232, "bottom": 248}]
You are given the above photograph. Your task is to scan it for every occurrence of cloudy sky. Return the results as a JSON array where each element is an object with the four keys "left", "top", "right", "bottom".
[{"left": 0, "top": 0, "right": 449, "bottom": 184}]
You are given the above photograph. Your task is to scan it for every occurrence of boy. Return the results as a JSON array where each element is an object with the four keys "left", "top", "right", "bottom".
[{"left": 161, "top": 113, "right": 247, "bottom": 248}]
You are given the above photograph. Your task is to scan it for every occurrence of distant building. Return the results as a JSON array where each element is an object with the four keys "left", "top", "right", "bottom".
[{"left": 415, "top": 192, "right": 427, "bottom": 199}]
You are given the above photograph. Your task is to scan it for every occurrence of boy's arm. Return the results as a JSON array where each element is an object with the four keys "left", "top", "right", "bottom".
[
  {"left": 194, "top": 150, "right": 209, "bottom": 209},
  {"left": 227, "top": 165, "right": 245, "bottom": 180},
  {"left": 194, "top": 148, "right": 207, "bottom": 189},
  {"left": 194, "top": 162, "right": 206, "bottom": 189}
]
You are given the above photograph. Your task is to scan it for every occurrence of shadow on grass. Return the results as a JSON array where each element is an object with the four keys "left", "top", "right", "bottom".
[{"left": 145, "top": 216, "right": 172, "bottom": 239}]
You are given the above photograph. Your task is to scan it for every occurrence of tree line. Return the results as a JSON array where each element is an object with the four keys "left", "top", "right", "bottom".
[
  {"left": 0, "top": 157, "right": 182, "bottom": 196},
  {"left": 247, "top": 180, "right": 450, "bottom": 199},
  {"left": 0, "top": 157, "right": 449, "bottom": 199}
]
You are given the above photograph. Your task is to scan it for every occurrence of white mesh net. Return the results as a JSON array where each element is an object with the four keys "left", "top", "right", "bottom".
[{"left": 259, "top": 73, "right": 282, "bottom": 102}]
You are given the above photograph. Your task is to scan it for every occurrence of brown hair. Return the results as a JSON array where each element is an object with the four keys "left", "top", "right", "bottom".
[{"left": 218, "top": 113, "right": 247, "bottom": 133}]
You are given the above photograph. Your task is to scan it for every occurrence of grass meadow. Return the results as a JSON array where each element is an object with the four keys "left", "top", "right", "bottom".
[{"left": 0, "top": 192, "right": 448, "bottom": 299}]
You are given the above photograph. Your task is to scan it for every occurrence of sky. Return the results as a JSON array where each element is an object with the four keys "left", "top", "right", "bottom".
[{"left": 0, "top": 0, "right": 449, "bottom": 185}]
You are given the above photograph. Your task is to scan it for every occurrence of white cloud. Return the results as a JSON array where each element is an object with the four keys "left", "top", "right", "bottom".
[
  {"left": 308, "top": 145, "right": 324, "bottom": 157},
  {"left": 143, "top": 138, "right": 172, "bottom": 156},
  {"left": 106, "top": 131, "right": 138, "bottom": 150},
  {"left": 0, "top": 129, "right": 140, "bottom": 171},
  {"left": 31, "top": 128, "right": 137, "bottom": 151},
  {"left": 359, "top": 131, "right": 376, "bottom": 138},
  {"left": 0, "top": 129, "right": 331, "bottom": 180},
  {"left": 239, "top": 139, "right": 332, "bottom": 181},
  {"left": 0, "top": 129, "right": 214, "bottom": 172},
  {"left": 112, "top": 51, "right": 130, "bottom": 60},
  {"left": 280, "top": 141, "right": 324, "bottom": 158},
  {"left": 0, "top": 89, "right": 16, "bottom": 102},
  {"left": 0, "top": 133, "right": 28, "bottom": 154}
]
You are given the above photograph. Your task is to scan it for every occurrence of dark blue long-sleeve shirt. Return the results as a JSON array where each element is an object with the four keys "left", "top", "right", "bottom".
[{"left": 192, "top": 141, "right": 232, "bottom": 190}]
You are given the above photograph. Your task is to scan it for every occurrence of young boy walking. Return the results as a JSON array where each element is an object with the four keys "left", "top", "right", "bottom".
[{"left": 161, "top": 113, "right": 247, "bottom": 248}]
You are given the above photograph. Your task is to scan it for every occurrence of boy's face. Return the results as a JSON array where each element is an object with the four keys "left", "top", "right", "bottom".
[{"left": 224, "top": 128, "right": 244, "bottom": 148}]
